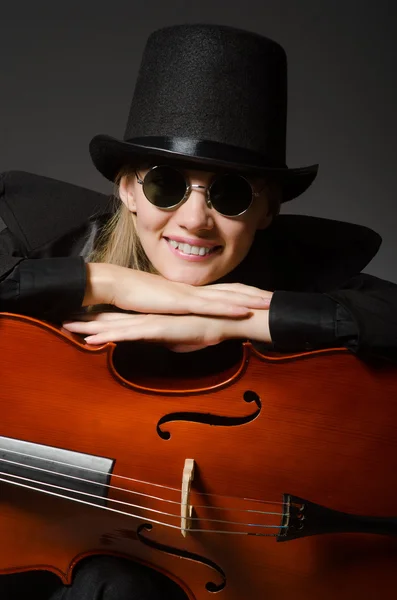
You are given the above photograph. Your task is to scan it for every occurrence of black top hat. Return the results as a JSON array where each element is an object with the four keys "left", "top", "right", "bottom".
[{"left": 89, "top": 24, "right": 318, "bottom": 202}]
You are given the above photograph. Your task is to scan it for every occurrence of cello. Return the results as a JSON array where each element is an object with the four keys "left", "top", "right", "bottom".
[{"left": 1, "top": 311, "right": 397, "bottom": 599}]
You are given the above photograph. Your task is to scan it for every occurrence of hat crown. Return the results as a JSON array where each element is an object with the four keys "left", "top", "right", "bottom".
[{"left": 124, "top": 24, "right": 288, "bottom": 166}]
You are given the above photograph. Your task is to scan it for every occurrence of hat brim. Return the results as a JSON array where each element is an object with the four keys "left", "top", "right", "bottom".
[{"left": 89, "top": 134, "right": 318, "bottom": 203}]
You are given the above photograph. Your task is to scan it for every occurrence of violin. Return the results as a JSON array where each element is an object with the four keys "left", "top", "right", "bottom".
[{"left": 1, "top": 312, "right": 397, "bottom": 599}]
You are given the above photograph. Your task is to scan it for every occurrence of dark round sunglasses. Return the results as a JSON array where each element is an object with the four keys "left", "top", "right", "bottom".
[{"left": 135, "top": 165, "right": 263, "bottom": 217}]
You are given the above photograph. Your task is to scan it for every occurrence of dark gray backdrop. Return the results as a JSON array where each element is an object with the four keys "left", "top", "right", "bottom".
[{"left": 1, "top": 1, "right": 396, "bottom": 281}]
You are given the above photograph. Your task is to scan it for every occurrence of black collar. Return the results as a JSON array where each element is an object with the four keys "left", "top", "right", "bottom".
[{"left": 222, "top": 214, "right": 381, "bottom": 291}]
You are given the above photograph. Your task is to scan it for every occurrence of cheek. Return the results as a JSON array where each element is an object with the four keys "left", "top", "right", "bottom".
[
  {"left": 227, "top": 220, "right": 257, "bottom": 252},
  {"left": 134, "top": 200, "right": 170, "bottom": 236}
]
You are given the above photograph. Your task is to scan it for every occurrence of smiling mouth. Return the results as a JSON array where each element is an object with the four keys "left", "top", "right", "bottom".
[{"left": 164, "top": 238, "right": 222, "bottom": 256}]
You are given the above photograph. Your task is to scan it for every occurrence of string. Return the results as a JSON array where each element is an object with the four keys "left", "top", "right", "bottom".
[
  {"left": 0, "top": 472, "right": 287, "bottom": 536},
  {"left": 0, "top": 447, "right": 286, "bottom": 515},
  {"left": 0, "top": 455, "right": 178, "bottom": 508},
  {"left": 0, "top": 469, "right": 285, "bottom": 530},
  {"left": 0, "top": 446, "right": 179, "bottom": 491}
]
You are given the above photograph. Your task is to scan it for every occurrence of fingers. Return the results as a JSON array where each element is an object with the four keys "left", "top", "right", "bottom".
[
  {"left": 64, "top": 312, "right": 134, "bottom": 323},
  {"left": 64, "top": 313, "right": 177, "bottom": 345},
  {"left": 206, "top": 282, "right": 273, "bottom": 298},
  {"left": 63, "top": 317, "right": 140, "bottom": 345},
  {"left": 63, "top": 317, "right": 141, "bottom": 334},
  {"left": 189, "top": 290, "right": 272, "bottom": 316}
]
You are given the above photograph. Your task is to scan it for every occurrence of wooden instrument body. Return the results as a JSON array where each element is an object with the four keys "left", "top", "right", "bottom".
[{"left": 1, "top": 313, "right": 397, "bottom": 599}]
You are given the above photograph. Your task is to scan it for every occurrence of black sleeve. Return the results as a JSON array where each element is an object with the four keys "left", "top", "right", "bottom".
[
  {"left": 326, "top": 273, "right": 397, "bottom": 362},
  {"left": 0, "top": 257, "right": 87, "bottom": 320},
  {"left": 269, "top": 273, "right": 397, "bottom": 363},
  {"left": 269, "top": 291, "right": 358, "bottom": 352},
  {"left": 0, "top": 217, "right": 87, "bottom": 320}
]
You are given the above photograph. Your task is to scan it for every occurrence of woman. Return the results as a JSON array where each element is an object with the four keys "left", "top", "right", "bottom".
[{"left": 0, "top": 23, "right": 396, "bottom": 600}]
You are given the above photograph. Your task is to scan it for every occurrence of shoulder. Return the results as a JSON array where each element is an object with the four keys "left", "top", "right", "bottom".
[{"left": 0, "top": 170, "right": 110, "bottom": 253}]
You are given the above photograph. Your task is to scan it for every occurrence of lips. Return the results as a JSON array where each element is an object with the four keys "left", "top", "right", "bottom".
[{"left": 164, "top": 236, "right": 221, "bottom": 249}]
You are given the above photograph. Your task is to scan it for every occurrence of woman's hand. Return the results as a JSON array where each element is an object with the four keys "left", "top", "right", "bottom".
[
  {"left": 63, "top": 311, "right": 235, "bottom": 350},
  {"left": 84, "top": 263, "right": 272, "bottom": 318},
  {"left": 63, "top": 306, "right": 272, "bottom": 351}
]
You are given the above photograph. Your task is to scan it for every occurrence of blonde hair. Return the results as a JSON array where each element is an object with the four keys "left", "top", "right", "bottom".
[
  {"left": 89, "top": 166, "right": 158, "bottom": 273},
  {"left": 89, "top": 166, "right": 281, "bottom": 270}
]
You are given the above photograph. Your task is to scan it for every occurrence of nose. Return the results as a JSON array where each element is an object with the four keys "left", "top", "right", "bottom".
[{"left": 174, "top": 186, "right": 215, "bottom": 231}]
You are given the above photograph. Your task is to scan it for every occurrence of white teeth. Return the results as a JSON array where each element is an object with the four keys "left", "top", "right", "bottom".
[{"left": 167, "top": 239, "right": 213, "bottom": 256}]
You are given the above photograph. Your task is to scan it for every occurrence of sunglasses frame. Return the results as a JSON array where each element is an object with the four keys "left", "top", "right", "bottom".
[{"left": 135, "top": 165, "right": 262, "bottom": 217}]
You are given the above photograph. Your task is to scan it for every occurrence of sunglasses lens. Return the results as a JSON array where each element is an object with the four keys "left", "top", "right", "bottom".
[
  {"left": 210, "top": 174, "right": 253, "bottom": 216},
  {"left": 143, "top": 166, "right": 187, "bottom": 208}
]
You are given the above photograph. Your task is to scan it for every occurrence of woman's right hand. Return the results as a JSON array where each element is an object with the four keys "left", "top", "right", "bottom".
[{"left": 83, "top": 263, "right": 272, "bottom": 318}]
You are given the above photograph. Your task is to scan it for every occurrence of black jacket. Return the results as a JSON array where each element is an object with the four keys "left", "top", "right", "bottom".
[{"left": 1, "top": 170, "right": 396, "bottom": 362}]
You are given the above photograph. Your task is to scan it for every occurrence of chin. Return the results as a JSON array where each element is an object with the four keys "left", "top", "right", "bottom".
[{"left": 159, "top": 265, "right": 220, "bottom": 286}]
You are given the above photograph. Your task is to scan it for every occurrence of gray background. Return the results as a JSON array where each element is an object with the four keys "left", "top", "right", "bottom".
[{"left": 0, "top": 1, "right": 396, "bottom": 281}]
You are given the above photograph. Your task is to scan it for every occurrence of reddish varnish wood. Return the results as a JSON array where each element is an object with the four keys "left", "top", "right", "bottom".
[{"left": 1, "top": 312, "right": 397, "bottom": 599}]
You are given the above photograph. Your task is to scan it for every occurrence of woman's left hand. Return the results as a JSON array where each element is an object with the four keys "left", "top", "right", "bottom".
[{"left": 63, "top": 311, "right": 246, "bottom": 352}]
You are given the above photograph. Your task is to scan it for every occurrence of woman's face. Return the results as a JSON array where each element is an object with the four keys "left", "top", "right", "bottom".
[{"left": 119, "top": 166, "right": 273, "bottom": 286}]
